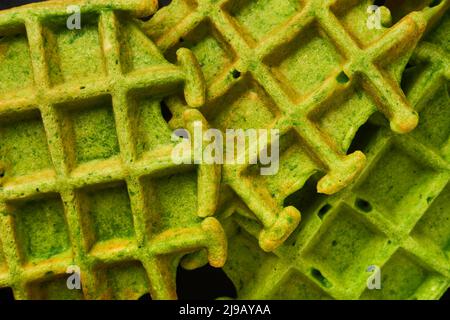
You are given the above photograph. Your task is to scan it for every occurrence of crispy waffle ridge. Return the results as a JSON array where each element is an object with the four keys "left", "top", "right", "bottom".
[
  {"left": 144, "top": 0, "right": 446, "bottom": 252},
  {"left": 0, "top": 0, "right": 227, "bottom": 300},
  {"left": 159, "top": 1, "right": 449, "bottom": 300}
]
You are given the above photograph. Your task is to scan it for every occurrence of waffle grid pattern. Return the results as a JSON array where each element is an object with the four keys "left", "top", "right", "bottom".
[
  {"left": 225, "top": 128, "right": 449, "bottom": 299},
  {"left": 0, "top": 0, "right": 448, "bottom": 300},
  {"left": 146, "top": 0, "right": 450, "bottom": 299},
  {"left": 0, "top": 0, "right": 226, "bottom": 300},
  {"left": 146, "top": 0, "right": 445, "bottom": 252},
  {"left": 220, "top": 3, "right": 450, "bottom": 299}
]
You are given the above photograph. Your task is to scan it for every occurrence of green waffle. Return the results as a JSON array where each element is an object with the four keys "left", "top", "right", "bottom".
[
  {"left": 0, "top": 0, "right": 227, "bottom": 300},
  {"left": 145, "top": 0, "right": 450, "bottom": 299},
  {"left": 145, "top": 0, "right": 444, "bottom": 252},
  {"left": 0, "top": 0, "right": 449, "bottom": 301}
]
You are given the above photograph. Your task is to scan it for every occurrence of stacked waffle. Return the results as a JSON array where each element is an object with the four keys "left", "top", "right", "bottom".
[{"left": 0, "top": 0, "right": 448, "bottom": 299}]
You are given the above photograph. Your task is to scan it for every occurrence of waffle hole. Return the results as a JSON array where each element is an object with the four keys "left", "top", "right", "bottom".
[
  {"left": 430, "top": 0, "right": 442, "bottom": 7},
  {"left": 355, "top": 198, "right": 373, "bottom": 213},
  {"left": 405, "top": 62, "right": 415, "bottom": 71},
  {"left": 336, "top": 71, "right": 349, "bottom": 84},
  {"left": 311, "top": 268, "right": 331, "bottom": 288},
  {"left": 347, "top": 121, "right": 379, "bottom": 154},
  {"left": 159, "top": 0, "right": 173, "bottom": 7},
  {"left": 231, "top": 69, "right": 241, "bottom": 79},
  {"left": 176, "top": 264, "right": 237, "bottom": 300},
  {"left": 140, "top": 16, "right": 153, "bottom": 22},
  {"left": 318, "top": 204, "right": 332, "bottom": 219},
  {"left": 160, "top": 101, "right": 173, "bottom": 123},
  {"left": 283, "top": 173, "right": 326, "bottom": 214},
  {"left": 0, "top": 287, "right": 14, "bottom": 301}
]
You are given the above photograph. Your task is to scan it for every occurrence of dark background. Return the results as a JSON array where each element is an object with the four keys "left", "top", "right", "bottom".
[
  {"left": 0, "top": 0, "right": 44, "bottom": 10},
  {"left": 0, "top": 0, "right": 448, "bottom": 301},
  {"left": 0, "top": 0, "right": 173, "bottom": 10}
]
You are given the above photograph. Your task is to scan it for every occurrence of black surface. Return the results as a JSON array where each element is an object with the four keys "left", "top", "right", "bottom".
[
  {"left": 177, "top": 265, "right": 237, "bottom": 300},
  {"left": 0, "top": 287, "right": 14, "bottom": 301},
  {"left": 441, "top": 287, "right": 450, "bottom": 300},
  {"left": 160, "top": 100, "right": 173, "bottom": 123},
  {"left": 0, "top": 0, "right": 44, "bottom": 10}
]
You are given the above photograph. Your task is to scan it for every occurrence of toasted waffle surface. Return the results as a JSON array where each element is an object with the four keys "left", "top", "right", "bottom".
[
  {"left": 145, "top": 0, "right": 446, "bottom": 252},
  {"left": 0, "top": 0, "right": 226, "bottom": 300},
  {"left": 0, "top": 0, "right": 448, "bottom": 300},
  {"left": 146, "top": 0, "right": 450, "bottom": 299}
]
